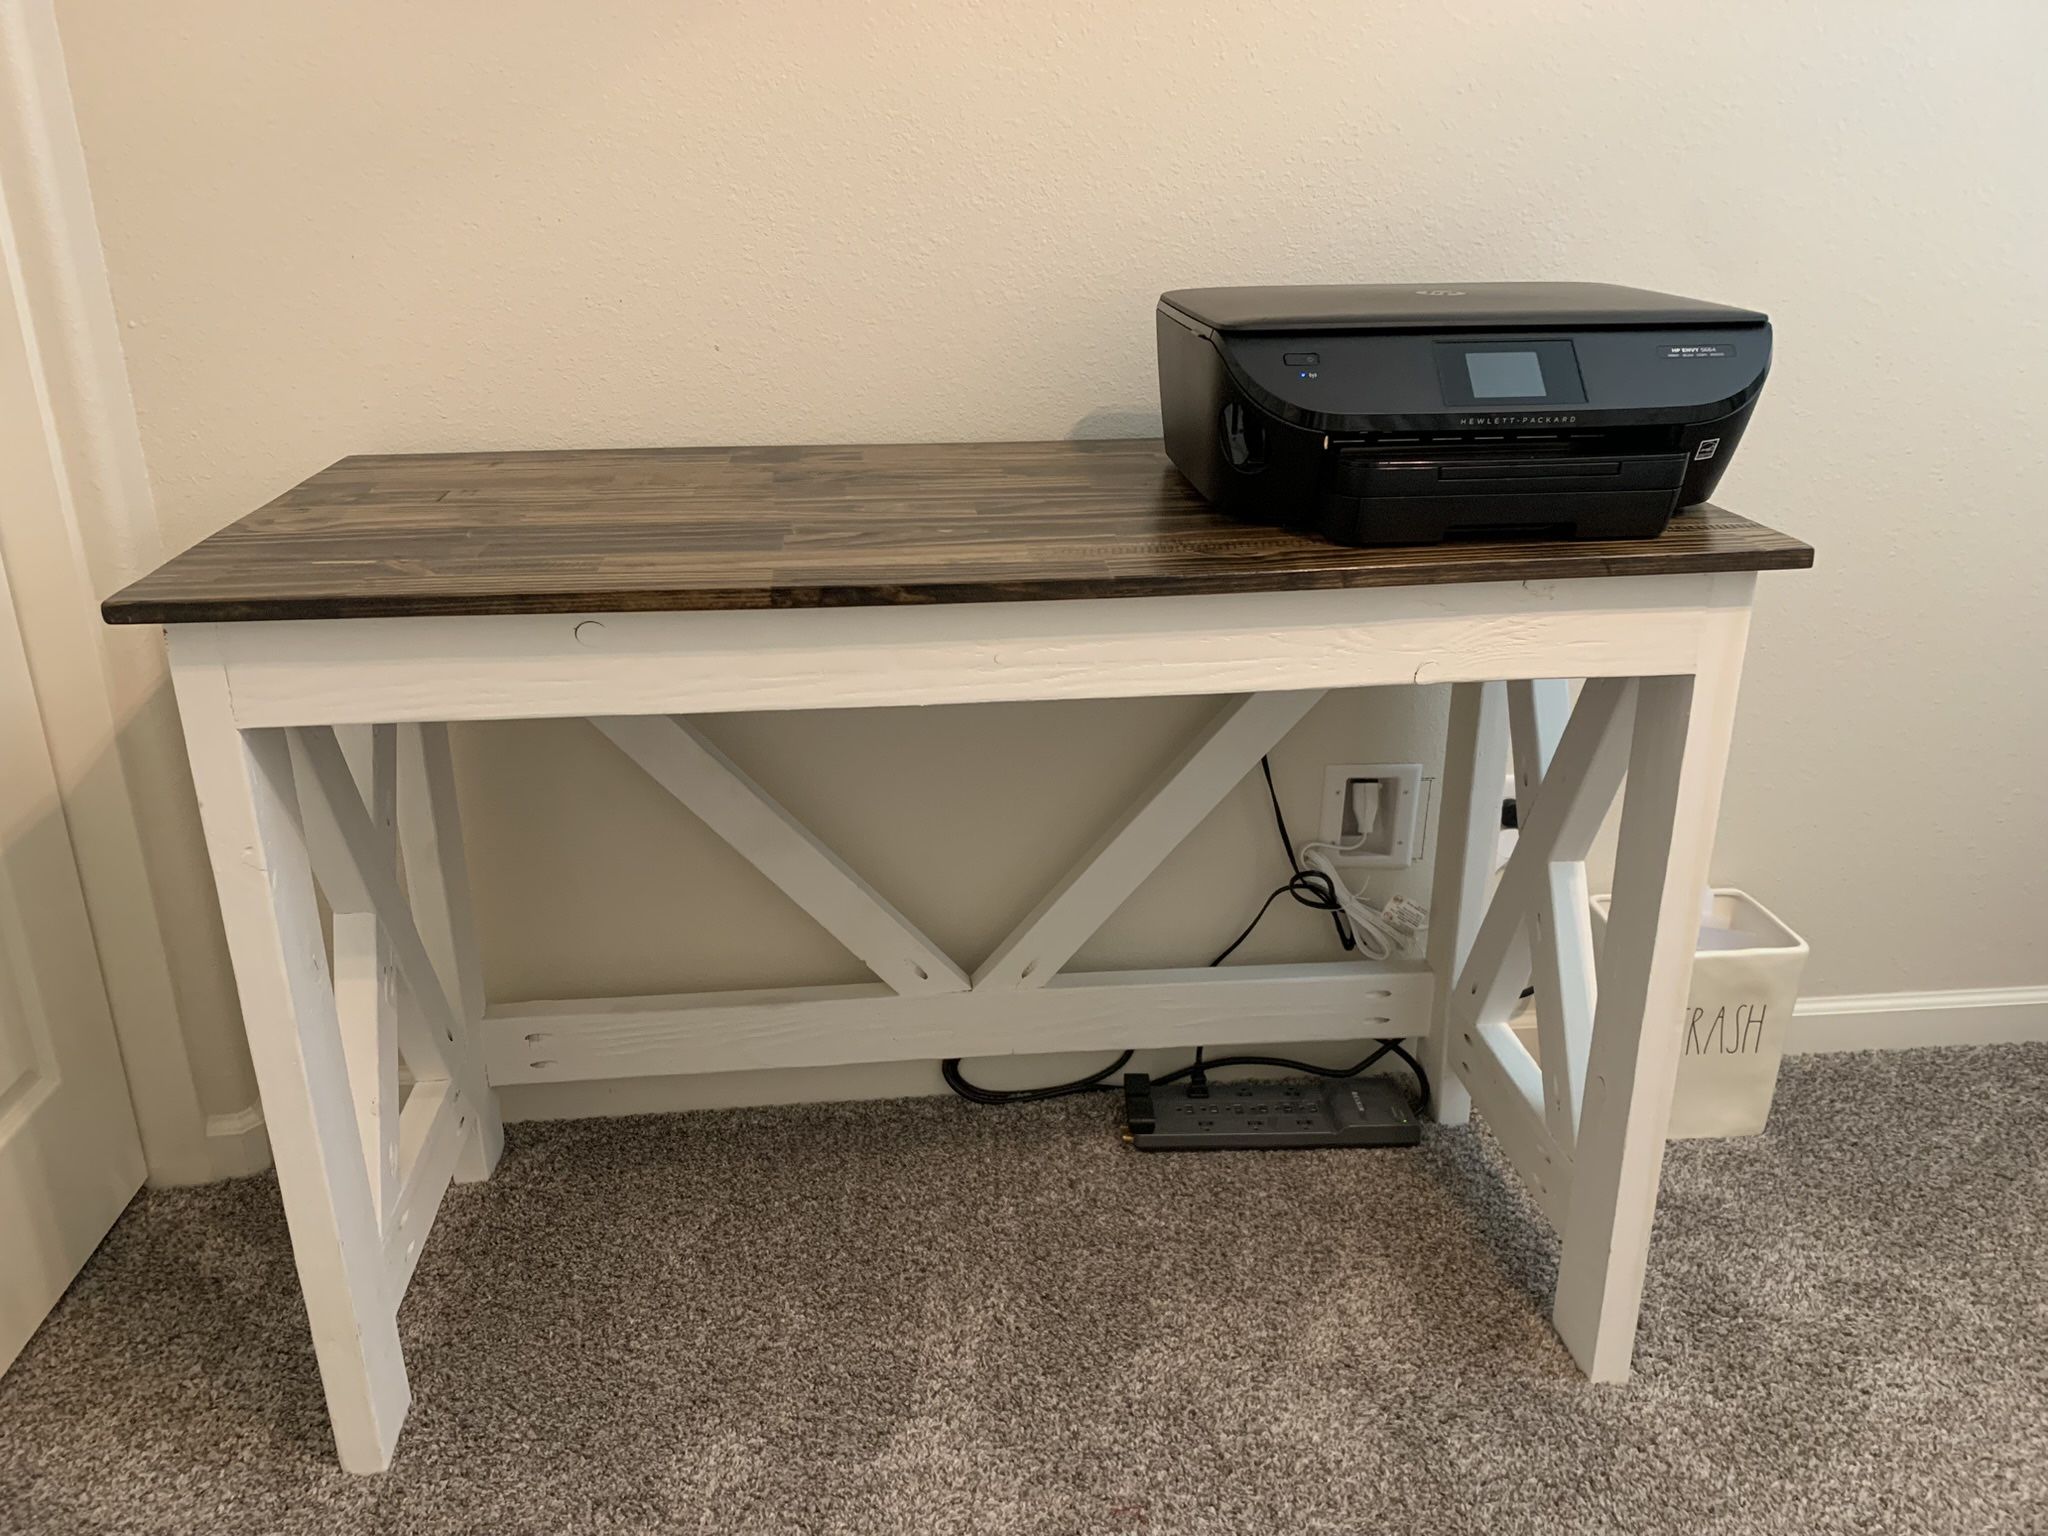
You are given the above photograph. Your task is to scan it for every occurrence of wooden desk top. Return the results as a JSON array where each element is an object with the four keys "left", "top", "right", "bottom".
[{"left": 102, "top": 439, "right": 1812, "bottom": 625}]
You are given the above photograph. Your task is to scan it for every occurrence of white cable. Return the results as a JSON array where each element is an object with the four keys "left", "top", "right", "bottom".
[{"left": 1298, "top": 844, "right": 1409, "bottom": 962}]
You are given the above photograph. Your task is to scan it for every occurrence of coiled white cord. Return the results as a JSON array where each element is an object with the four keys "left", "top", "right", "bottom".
[{"left": 1297, "top": 842, "right": 1410, "bottom": 962}]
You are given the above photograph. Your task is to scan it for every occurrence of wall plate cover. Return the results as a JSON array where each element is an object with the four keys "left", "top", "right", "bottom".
[{"left": 1318, "top": 762, "right": 1425, "bottom": 867}]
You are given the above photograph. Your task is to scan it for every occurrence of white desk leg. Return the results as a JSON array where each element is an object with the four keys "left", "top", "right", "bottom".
[
  {"left": 1553, "top": 613, "right": 1749, "bottom": 1380},
  {"left": 398, "top": 722, "right": 503, "bottom": 1182},
  {"left": 172, "top": 654, "right": 409, "bottom": 1472},
  {"left": 1422, "top": 681, "right": 1510, "bottom": 1125}
]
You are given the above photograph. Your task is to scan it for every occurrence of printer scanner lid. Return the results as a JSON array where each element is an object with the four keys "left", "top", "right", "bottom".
[{"left": 1160, "top": 281, "right": 1767, "bottom": 334}]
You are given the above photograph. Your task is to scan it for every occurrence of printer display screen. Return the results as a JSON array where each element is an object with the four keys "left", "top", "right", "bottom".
[
  {"left": 1434, "top": 339, "right": 1587, "bottom": 407},
  {"left": 1465, "top": 350, "right": 1546, "bottom": 399}
]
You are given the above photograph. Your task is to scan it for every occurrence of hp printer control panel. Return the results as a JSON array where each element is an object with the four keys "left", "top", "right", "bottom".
[{"left": 1224, "top": 327, "right": 1766, "bottom": 429}]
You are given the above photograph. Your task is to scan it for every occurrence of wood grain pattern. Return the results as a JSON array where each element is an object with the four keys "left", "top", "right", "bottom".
[{"left": 102, "top": 440, "right": 1813, "bottom": 624}]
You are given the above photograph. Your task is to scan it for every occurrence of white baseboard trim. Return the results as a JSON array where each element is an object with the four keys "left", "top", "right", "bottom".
[
  {"left": 205, "top": 1102, "right": 273, "bottom": 1179},
  {"left": 1788, "top": 986, "right": 2048, "bottom": 1053}
]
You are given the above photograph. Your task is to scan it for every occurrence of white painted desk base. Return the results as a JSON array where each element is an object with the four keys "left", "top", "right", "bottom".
[{"left": 166, "top": 570, "right": 1754, "bottom": 1472}]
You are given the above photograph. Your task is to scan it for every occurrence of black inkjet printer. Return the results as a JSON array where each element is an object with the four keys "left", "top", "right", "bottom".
[{"left": 1156, "top": 282, "right": 1770, "bottom": 545}]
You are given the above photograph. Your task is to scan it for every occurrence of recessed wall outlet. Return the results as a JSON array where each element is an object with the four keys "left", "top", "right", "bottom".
[{"left": 1319, "top": 763, "right": 1424, "bottom": 867}]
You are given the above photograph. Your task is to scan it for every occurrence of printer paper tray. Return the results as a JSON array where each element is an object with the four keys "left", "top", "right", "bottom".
[
  {"left": 1306, "top": 448, "right": 1691, "bottom": 545},
  {"left": 1316, "top": 486, "right": 1683, "bottom": 546}
]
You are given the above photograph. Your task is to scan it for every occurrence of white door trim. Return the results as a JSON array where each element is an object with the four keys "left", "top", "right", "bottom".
[{"left": 0, "top": 0, "right": 219, "bottom": 1183}]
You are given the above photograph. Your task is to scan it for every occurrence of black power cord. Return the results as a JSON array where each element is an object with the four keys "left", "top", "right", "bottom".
[
  {"left": 940, "top": 1051, "right": 1131, "bottom": 1106},
  {"left": 941, "top": 757, "right": 1429, "bottom": 1113},
  {"left": 1245, "top": 756, "right": 1355, "bottom": 955}
]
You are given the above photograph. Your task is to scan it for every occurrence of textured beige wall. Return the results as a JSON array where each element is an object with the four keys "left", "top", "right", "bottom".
[{"left": 54, "top": 2, "right": 2048, "bottom": 1113}]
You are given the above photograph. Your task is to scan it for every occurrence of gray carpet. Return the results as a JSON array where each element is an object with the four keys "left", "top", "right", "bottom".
[{"left": 3, "top": 1046, "right": 2045, "bottom": 1535}]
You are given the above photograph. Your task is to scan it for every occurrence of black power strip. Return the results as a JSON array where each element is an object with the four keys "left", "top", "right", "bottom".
[{"left": 1122, "top": 1072, "right": 1421, "bottom": 1151}]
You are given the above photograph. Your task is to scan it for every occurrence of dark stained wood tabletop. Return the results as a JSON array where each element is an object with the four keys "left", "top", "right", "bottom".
[{"left": 102, "top": 439, "right": 1812, "bottom": 625}]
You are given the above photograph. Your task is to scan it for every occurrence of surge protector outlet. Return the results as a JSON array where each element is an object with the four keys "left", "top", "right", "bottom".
[{"left": 1122, "top": 1073, "right": 1420, "bottom": 1151}]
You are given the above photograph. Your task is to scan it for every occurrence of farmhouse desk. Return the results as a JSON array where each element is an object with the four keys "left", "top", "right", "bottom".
[{"left": 104, "top": 439, "right": 1812, "bottom": 1473}]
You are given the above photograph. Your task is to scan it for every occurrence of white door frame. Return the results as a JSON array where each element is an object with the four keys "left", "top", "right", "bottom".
[{"left": 0, "top": 0, "right": 225, "bottom": 1184}]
